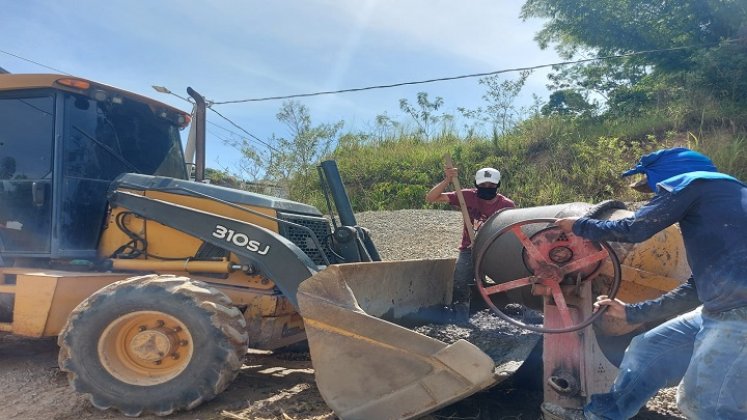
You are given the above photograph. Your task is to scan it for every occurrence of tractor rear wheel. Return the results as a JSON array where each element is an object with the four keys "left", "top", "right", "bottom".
[{"left": 58, "top": 274, "right": 248, "bottom": 416}]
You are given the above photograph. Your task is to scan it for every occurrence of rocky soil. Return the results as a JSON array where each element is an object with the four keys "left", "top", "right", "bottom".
[{"left": 0, "top": 209, "right": 683, "bottom": 420}]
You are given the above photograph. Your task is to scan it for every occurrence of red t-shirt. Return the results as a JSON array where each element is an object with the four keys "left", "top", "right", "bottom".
[{"left": 445, "top": 189, "right": 515, "bottom": 250}]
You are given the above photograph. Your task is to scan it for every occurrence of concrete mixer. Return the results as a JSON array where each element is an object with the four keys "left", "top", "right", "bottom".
[{"left": 297, "top": 201, "right": 689, "bottom": 419}]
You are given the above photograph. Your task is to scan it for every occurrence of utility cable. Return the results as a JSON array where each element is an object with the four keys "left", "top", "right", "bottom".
[
  {"left": 7, "top": 38, "right": 743, "bottom": 158},
  {"left": 0, "top": 48, "right": 72, "bottom": 75},
  {"left": 211, "top": 40, "right": 744, "bottom": 105},
  {"left": 208, "top": 120, "right": 245, "bottom": 137},
  {"left": 0, "top": 48, "right": 276, "bottom": 156},
  {"left": 154, "top": 90, "right": 274, "bottom": 154},
  {"left": 206, "top": 121, "right": 267, "bottom": 158},
  {"left": 207, "top": 106, "right": 279, "bottom": 153},
  {"left": 208, "top": 120, "right": 266, "bottom": 147}
]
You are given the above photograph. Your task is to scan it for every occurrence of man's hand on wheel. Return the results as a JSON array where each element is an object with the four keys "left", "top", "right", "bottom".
[
  {"left": 593, "top": 295, "right": 627, "bottom": 319},
  {"left": 555, "top": 217, "right": 579, "bottom": 233},
  {"left": 593, "top": 295, "right": 644, "bottom": 336}
]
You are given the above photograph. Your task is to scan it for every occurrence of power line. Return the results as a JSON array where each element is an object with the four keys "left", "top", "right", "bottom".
[
  {"left": 207, "top": 107, "right": 279, "bottom": 153},
  {"left": 149, "top": 87, "right": 274, "bottom": 155},
  {"left": 206, "top": 130, "right": 239, "bottom": 150},
  {"left": 0, "top": 49, "right": 72, "bottom": 75},
  {"left": 211, "top": 41, "right": 735, "bottom": 105},
  {"left": 7, "top": 38, "right": 742, "bottom": 159},
  {"left": 207, "top": 121, "right": 257, "bottom": 151},
  {"left": 0, "top": 49, "right": 277, "bottom": 156},
  {"left": 208, "top": 120, "right": 248, "bottom": 138}
]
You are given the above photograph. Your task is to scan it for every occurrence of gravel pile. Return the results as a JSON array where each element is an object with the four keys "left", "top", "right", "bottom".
[
  {"left": 413, "top": 309, "right": 540, "bottom": 369},
  {"left": 355, "top": 209, "right": 464, "bottom": 260}
]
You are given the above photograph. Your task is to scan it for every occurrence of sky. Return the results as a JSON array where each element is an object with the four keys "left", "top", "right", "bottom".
[{"left": 1, "top": 0, "right": 562, "bottom": 175}]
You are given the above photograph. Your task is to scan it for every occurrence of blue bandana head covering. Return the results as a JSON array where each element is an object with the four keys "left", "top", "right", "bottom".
[{"left": 621, "top": 148, "right": 724, "bottom": 193}]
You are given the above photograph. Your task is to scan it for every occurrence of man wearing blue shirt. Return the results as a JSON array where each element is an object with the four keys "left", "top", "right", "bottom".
[{"left": 545, "top": 148, "right": 747, "bottom": 420}]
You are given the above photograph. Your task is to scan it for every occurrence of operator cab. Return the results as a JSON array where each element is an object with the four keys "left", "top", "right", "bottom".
[{"left": 0, "top": 74, "right": 188, "bottom": 261}]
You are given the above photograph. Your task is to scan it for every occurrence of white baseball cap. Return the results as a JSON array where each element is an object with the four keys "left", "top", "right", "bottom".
[{"left": 475, "top": 167, "right": 501, "bottom": 185}]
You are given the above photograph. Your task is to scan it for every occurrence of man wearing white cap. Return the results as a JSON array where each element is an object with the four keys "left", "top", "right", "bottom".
[{"left": 426, "top": 166, "right": 515, "bottom": 323}]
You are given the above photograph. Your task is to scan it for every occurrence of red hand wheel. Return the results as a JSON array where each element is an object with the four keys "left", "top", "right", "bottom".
[{"left": 474, "top": 218, "right": 621, "bottom": 333}]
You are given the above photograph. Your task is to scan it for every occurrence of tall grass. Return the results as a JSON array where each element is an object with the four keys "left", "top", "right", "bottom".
[{"left": 291, "top": 107, "right": 747, "bottom": 213}]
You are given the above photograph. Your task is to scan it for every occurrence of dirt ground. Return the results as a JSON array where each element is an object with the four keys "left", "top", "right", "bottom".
[
  {"left": 0, "top": 209, "right": 685, "bottom": 420},
  {"left": 0, "top": 333, "right": 332, "bottom": 420},
  {"left": 0, "top": 332, "right": 683, "bottom": 420}
]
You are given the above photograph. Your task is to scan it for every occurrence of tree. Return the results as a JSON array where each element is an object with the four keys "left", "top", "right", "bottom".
[
  {"left": 204, "top": 167, "right": 241, "bottom": 188},
  {"left": 521, "top": 0, "right": 747, "bottom": 116},
  {"left": 459, "top": 71, "right": 531, "bottom": 141},
  {"left": 398, "top": 92, "right": 450, "bottom": 140},
  {"left": 217, "top": 132, "right": 265, "bottom": 188},
  {"left": 266, "top": 101, "right": 343, "bottom": 201},
  {"left": 373, "top": 112, "right": 401, "bottom": 142},
  {"left": 521, "top": 0, "right": 745, "bottom": 61},
  {"left": 541, "top": 89, "right": 595, "bottom": 117}
]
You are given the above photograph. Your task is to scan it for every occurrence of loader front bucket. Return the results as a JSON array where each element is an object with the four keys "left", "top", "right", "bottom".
[{"left": 297, "top": 259, "right": 507, "bottom": 420}]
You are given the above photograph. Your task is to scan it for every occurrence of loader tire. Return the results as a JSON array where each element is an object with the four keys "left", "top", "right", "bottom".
[{"left": 58, "top": 274, "right": 248, "bottom": 417}]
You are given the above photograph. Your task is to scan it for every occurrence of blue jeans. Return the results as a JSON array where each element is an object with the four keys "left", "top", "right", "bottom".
[
  {"left": 585, "top": 306, "right": 747, "bottom": 420},
  {"left": 677, "top": 306, "right": 747, "bottom": 419}
]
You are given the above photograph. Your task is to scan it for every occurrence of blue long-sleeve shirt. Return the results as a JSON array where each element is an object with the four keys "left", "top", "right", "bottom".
[{"left": 572, "top": 179, "right": 747, "bottom": 323}]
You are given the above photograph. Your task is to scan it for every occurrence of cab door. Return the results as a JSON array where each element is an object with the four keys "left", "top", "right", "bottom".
[{"left": 0, "top": 92, "right": 55, "bottom": 255}]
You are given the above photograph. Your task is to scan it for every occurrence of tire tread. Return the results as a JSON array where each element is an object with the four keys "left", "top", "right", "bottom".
[{"left": 58, "top": 274, "right": 248, "bottom": 417}]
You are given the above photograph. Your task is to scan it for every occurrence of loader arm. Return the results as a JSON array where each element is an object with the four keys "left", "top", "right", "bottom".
[{"left": 108, "top": 190, "right": 317, "bottom": 307}]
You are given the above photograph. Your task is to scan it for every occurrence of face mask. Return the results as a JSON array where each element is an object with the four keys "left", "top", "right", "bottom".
[{"left": 476, "top": 186, "right": 498, "bottom": 200}]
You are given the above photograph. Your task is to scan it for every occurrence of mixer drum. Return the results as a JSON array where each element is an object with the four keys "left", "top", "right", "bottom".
[{"left": 473, "top": 203, "right": 595, "bottom": 311}]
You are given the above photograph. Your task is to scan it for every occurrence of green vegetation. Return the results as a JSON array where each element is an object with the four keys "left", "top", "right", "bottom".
[
  {"left": 226, "top": 0, "right": 747, "bottom": 212},
  {"left": 289, "top": 112, "right": 745, "bottom": 212}
]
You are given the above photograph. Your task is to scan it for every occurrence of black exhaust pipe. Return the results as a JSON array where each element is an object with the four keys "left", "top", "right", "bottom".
[
  {"left": 319, "top": 160, "right": 380, "bottom": 262},
  {"left": 187, "top": 87, "right": 206, "bottom": 182},
  {"left": 320, "top": 160, "right": 357, "bottom": 227}
]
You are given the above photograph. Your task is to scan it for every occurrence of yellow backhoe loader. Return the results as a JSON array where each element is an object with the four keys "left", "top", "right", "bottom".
[{"left": 0, "top": 73, "right": 689, "bottom": 419}]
